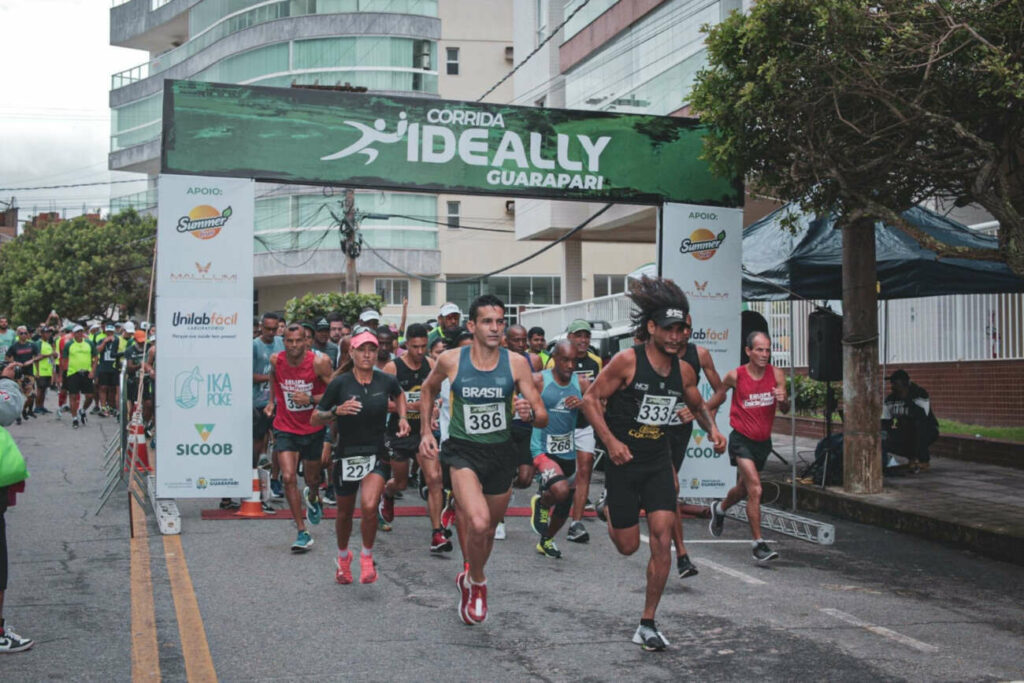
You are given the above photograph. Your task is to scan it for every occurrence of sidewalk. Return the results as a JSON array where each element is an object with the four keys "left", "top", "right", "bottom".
[{"left": 763, "top": 432, "right": 1024, "bottom": 566}]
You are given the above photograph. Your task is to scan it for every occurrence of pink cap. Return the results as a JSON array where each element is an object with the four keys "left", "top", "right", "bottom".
[{"left": 350, "top": 330, "right": 379, "bottom": 349}]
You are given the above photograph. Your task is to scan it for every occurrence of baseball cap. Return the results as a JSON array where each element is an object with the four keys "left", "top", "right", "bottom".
[
  {"left": 72, "top": 324, "right": 85, "bottom": 332},
  {"left": 299, "top": 321, "right": 316, "bottom": 334},
  {"left": 652, "top": 307, "right": 688, "bottom": 327},
  {"left": 566, "top": 319, "right": 592, "bottom": 335},
  {"left": 123, "top": 322, "right": 136, "bottom": 334},
  {"left": 89, "top": 321, "right": 100, "bottom": 330},
  {"left": 358, "top": 310, "right": 381, "bottom": 323},
  {"left": 350, "top": 329, "right": 379, "bottom": 349},
  {"left": 134, "top": 330, "right": 147, "bottom": 343},
  {"left": 140, "top": 321, "right": 151, "bottom": 330},
  {"left": 105, "top": 324, "right": 115, "bottom": 332},
  {"left": 315, "top": 317, "right": 330, "bottom": 331},
  {"left": 63, "top": 322, "right": 74, "bottom": 332},
  {"left": 439, "top": 302, "right": 461, "bottom": 318},
  {"left": 887, "top": 369, "right": 909, "bottom": 383}
]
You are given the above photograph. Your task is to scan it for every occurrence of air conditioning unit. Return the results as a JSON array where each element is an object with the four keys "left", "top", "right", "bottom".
[
  {"left": 505, "top": 200, "right": 515, "bottom": 214},
  {"left": 505, "top": 46, "right": 514, "bottom": 62}
]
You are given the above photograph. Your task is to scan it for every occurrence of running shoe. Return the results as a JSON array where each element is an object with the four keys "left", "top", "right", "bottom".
[
  {"left": 677, "top": 553, "right": 699, "bottom": 578},
  {"left": 430, "top": 529, "right": 453, "bottom": 553},
  {"left": 25, "top": 411, "right": 36, "bottom": 419},
  {"left": 594, "top": 489, "right": 608, "bottom": 522},
  {"left": 15, "top": 417, "right": 22, "bottom": 426},
  {"left": 466, "top": 580, "right": 487, "bottom": 624},
  {"left": 632, "top": 623, "right": 669, "bottom": 651},
  {"left": 291, "top": 530, "right": 314, "bottom": 553},
  {"left": 379, "top": 492, "right": 395, "bottom": 523},
  {"left": 261, "top": 501, "right": 277, "bottom": 515},
  {"left": 566, "top": 520, "right": 589, "bottom": 544},
  {"left": 270, "top": 478, "right": 284, "bottom": 499},
  {"left": 378, "top": 511, "right": 392, "bottom": 532},
  {"left": 0, "top": 623, "right": 34, "bottom": 653},
  {"left": 219, "top": 498, "right": 239, "bottom": 511},
  {"left": 335, "top": 553, "right": 353, "bottom": 584},
  {"left": 536, "top": 536, "right": 562, "bottom": 559},
  {"left": 752, "top": 541, "right": 779, "bottom": 563},
  {"left": 321, "top": 485, "right": 336, "bottom": 506},
  {"left": 303, "top": 486, "right": 322, "bottom": 526},
  {"left": 440, "top": 497, "right": 456, "bottom": 535},
  {"left": 359, "top": 553, "right": 377, "bottom": 584},
  {"left": 79, "top": 409, "right": 87, "bottom": 425},
  {"left": 493, "top": 521, "right": 506, "bottom": 540},
  {"left": 34, "top": 406, "right": 50, "bottom": 415},
  {"left": 709, "top": 500, "right": 725, "bottom": 537},
  {"left": 456, "top": 570, "right": 473, "bottom": 625},
  {"left": 529, "top": 494, "right": 549, "bottom": 536}
]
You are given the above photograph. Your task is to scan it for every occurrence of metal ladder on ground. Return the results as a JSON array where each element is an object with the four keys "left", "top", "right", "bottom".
[{"left": 682, "top": 498, "right": 835, "bottom": 545}]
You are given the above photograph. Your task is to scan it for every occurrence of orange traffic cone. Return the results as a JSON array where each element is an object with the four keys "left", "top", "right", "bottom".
[
  {"left": 236, "top": 469, "right": 263, "bottom": 517},
  {"left": 126, "top": 411, "right": 151, "bottom": 473}
]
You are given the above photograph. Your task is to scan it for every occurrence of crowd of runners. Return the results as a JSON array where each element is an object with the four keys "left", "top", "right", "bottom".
[
  {"left": 0, "top": 275, "right": 789, "bottom": 651},
  {"left": 243, "top": 276, "right": 787, "bottom": 650}
]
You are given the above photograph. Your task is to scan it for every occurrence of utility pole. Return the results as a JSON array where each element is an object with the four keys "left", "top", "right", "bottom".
[{"left": 343, "top": 189, "right": 358, "bottom": 293}]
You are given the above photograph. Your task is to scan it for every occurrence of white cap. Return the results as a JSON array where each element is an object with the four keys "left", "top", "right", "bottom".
[
  {"left": 72, "top": 324, "right": 85, "bottom": 332},
  {"left": 140, "top": 321, "right": 151, "bottom": 330},
  {"left": 358, "top": 310, "right": 381, "bottom": 323},
  {"left": 439, "top": 302, "right": 460, "bottom": 317},
  {"left": 123, "top": 322, "right": 136, "bottom": 334}
]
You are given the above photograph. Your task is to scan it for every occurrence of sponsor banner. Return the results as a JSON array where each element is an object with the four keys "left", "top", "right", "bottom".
[
  {"left": 156, "top": 174, "right": 254, "bottom": 498},
  {"left": 660, "top": 203, "right": 743, "bottom": 497},
  {"left": 156, "top": 174, "right": 253, "bottom": 298},
  {"left": 161, "top": 80, "right": 743, "bottom": 207},
  {"left": 155, "top": 355, "right": 252, "bottom": 498}
]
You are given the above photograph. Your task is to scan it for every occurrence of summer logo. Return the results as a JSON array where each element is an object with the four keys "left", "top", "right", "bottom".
[
  {"left": 176, "top": 205, "right": 232, "bottom": 240},
  {"left": 679, "top": 229, "right": 726, "bottom": 260}
]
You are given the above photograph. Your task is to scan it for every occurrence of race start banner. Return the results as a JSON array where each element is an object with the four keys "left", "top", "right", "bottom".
[
  {"left": 660, "top": 203, "right": 743, "bottom": 498},
  {"left": 155, "top": 174, "right": 254, "bottom": 499},
  {"left": 161, "top": 80, "right": 743, "bottom": 208}
]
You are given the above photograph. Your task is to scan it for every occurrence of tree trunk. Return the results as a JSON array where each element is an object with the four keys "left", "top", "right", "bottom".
[{"left": 841, "top": 218, "right": 882, "bottom": 494}]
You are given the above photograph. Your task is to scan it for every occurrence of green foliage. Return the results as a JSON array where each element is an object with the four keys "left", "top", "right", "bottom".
[
  {"left": 790, "top": 374, "right": 832, "bottom": 416},
  {"left": 0, "top": 209, "right": 155, "bottom": 324},
  {"left": 691, "top": 0, "right": 1023, "bottom": 273},
  {"left": 284, "top": 291, "right": 384, "bottom": 324}
]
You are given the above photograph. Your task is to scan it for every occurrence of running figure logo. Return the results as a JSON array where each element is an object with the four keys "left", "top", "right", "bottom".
[{"left": 321, "top": 113, "right": 408, "bottom": 165}]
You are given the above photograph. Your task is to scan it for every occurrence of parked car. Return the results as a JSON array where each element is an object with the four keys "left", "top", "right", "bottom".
[{"left": 547, "top": 320, "right": 636, "bottom": 366}]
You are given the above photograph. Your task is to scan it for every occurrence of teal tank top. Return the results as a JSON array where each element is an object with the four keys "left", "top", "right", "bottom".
[
  {"left": 530, "top": 369, "right": 581, "bottom": 460},
  {"left": 449, "top": 346, "right": 515, "bottom": 444}
]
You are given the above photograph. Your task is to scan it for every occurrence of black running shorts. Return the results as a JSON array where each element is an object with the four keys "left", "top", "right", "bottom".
[
  {"left": 97, "top": 370, "right": 118, "bottom": 388},
  {"left": 441, "top": 437, "right": 517, "bottom": 496},
  {"left": 332, "top": 441, "right": 390, "bottom": 496},
  {"left": 65, "top": 371, "right": 93, "bottom": 395},
  {"left": 273, "top": 429, "right": 325, "bottom": 462},
  {"left": 728, "top": 429, "right": 772, "bottom": 472},
  {"left": 604, "top": 454, "right": 677, "bottom": 529}
]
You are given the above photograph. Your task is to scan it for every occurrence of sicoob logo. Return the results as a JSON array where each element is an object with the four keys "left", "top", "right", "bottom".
[
  {"left": 679, "top": 229, "right": 726, "bottom": 260},
  {"left": 177, "top": 205, "right": 232, "bottom": 240}
]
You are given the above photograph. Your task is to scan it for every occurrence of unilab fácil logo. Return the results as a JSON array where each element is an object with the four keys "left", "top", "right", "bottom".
[
  {"left": 176, "top": 204, "right": 232, "bottom": 240},
  {"left": 679, "top": 229, "right": 726, "bottom": 260},
  {"left": 176, "top": 423, "right": 234, "bottom": 456}
]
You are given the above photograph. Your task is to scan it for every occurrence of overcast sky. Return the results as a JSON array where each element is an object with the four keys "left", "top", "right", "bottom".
[{"left": 0, "top": 0, "right": 147, "bottom": 223}]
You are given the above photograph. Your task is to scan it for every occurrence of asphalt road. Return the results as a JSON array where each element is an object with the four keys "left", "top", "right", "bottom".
[{"left": 3, "top": 411, "right": 1023, "bottom": 682}]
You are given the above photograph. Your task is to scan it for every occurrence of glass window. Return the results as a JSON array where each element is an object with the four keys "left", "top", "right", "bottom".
[
  {"left": 594, "top": 274, "right": 626, "bottom": 298},
  {"left": 446, "top": 47, "right": 459, "bottom": 75},
  {"left": 446, "top": 201, "right": 460, "bottom": 229},
  {"left": 421, "top": 279, "right": 436, "bottom": 307},
  {"left": 536, "top": 0, "right": 548, "bottom": 46},
  {"left": 375, "top": 278, "right": 409, "bottom": 306}
]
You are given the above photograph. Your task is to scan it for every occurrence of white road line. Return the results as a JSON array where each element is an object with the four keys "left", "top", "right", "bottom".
[
  {"left": 639, "top": 534, "right": 767, "bottom": 585},
  {"left": 820, "top": 608, "right": 939, "bottom": 653},
  {"left": 684, "top": 539, "right": 778, "bottom": 544}
]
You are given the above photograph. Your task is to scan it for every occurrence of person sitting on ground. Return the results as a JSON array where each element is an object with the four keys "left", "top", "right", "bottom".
[{"left": 881, "top": 369, "right": 939, "bottom": 473}]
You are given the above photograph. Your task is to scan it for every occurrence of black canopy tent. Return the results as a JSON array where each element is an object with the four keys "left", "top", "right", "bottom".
[{"left": 739, "top": 204, "right": 1024, "bottom": 506}]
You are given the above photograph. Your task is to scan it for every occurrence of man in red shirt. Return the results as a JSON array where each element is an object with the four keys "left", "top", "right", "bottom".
[{"left": 705, "top": 331, "right": 789, "bottom": 562}]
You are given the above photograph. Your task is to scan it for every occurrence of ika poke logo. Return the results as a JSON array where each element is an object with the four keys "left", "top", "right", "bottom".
[
  {"left": 174, "top": 367, "right": 233, "bottom": 409},
  {"left": 321, "top": 110, "right": 612, "bottom": 192},
  {"left": 679, "top": 229, "right": 726, "bottom": 260},
  {"left": 176, "top": 204, "right": 232, "bottom": 240}
]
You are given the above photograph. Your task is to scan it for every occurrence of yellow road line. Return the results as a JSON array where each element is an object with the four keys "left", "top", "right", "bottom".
[
  {"left": 163, "top": 535, "right": 218, "bottom": 682},
  {"left": 130, "top": 493, "right": 161, "bottom": 682}
]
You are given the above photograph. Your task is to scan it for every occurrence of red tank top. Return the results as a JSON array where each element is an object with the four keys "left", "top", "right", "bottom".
[
  {"left": 729, "top": 364, "right": 777, "bottom": 442},
  {"left": 271, "top": 351, "right": 326, "bottom": 435}
]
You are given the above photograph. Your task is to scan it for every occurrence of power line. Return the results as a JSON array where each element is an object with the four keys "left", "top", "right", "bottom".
[
  {"left": 0, "top": 179, "right": 148, "bottom": 192},
  {"left": 476, "top": 0, "right": 592, "bottom": 102},
  {"left": 360, "top": 203, "right": 613, "bottom": 284},
  {"left": 361, "top": 212, "right": 514, "bottom": 233}
]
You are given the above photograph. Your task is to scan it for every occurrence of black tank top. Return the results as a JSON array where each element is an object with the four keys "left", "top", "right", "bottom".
[
  {"left": 387, "top": 356, "right": 431, "bottom": 434},
  {"left": 604, "top": 344, "right": 684, "bottom": 463},
  {"left": 668, "top": 344, "right": 701, "bottom": 434}
]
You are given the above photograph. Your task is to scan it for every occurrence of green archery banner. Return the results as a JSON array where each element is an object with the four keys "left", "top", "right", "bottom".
[{"left": 162, "top": 80, "right": 742, "bottom": 206}]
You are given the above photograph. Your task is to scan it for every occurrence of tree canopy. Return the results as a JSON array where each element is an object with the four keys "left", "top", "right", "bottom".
[
  {"left": 285, "top": 291, "right": 385, "bottom": 325},
  {"left": 691, "top": 0, "right": 1023, "bottom": 273},
  {"left": 0, "top": 209, "right": 155, "bottom": 325}
]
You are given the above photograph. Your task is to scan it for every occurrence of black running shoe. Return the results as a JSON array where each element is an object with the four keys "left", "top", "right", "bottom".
[
  {"left": 594, "top": 489, "right": 608, "bottom": 522},
  {"left": 219, "top": 498, "right": 240, "bottom": 511},
  {"left": 752, "top": 541, "right": 779, "bottom": 562},
  {"left": 677, "top": 553, "right": 699, "bottom": 578},
  {"left": 632, "top": 623, "right": 669, "bottom": 651},
  {"left": 708, "top": 500, "right": 725, "bottom": 537}
]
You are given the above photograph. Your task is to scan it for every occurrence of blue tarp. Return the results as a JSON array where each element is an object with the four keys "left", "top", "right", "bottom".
[{"left": 741, "top": 204, "right": 1024, "bottom": 301}]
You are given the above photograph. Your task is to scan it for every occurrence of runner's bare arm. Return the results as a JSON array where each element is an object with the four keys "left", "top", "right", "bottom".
[
  {"left": 264, "top": 358, "right": 276, "bottom": 416},
  {"left": 312, "top": 354, "right": 333, "bottom": 403},
  {"left": 705, "top": 368, "right": 737, "bottom": 413},
  {"left": 680, "top": 362, "right": 726, "bottom": 453},
  {"left": 511, "top": 352, "right": 547, "bottom": 428},
  {"left": 417, "top": 349, "right": 456, "bottom": 459},
  {"left": 393, "top": 390, "right": 410, "bottom": 437},
  {"left": 565, "top": 375, "right": 590, "bottom": 410},
  {"left": 698, "top": 346, "right": 723, "bottom": 392},
  {"left": 583, "top": 349, "right": 634, "bottom": 465},
  {"left": 773, "top": 366, "right": 791, "bottom": 413}
]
